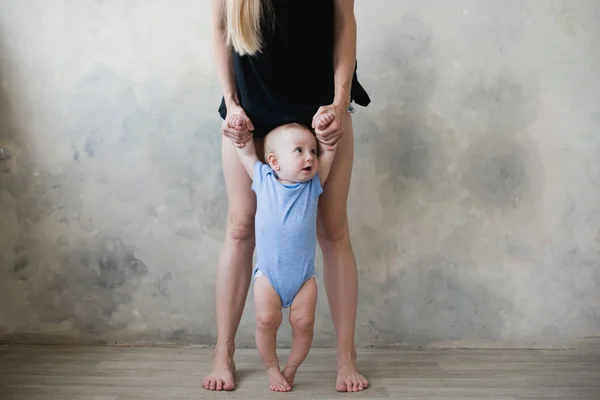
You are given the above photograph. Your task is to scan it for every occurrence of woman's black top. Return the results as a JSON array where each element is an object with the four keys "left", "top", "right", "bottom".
[{"left": 218, "top": 0, "right": 370, "bottom": 138}]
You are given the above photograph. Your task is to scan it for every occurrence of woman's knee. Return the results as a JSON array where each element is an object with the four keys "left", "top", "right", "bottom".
[
  {"left": 317, "top": 214, "right": 350, "bottom": 244},
  {"left": 227, "top": 212, "right": 255, "bottom": 242}
]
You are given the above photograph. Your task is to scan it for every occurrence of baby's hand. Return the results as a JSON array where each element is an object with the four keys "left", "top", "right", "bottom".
[
  {"left": 313, "top": 112, "right": 334, "bottom": 132},
  {"left": 229, "top": 115, "right": 248, "bottom": 131}
]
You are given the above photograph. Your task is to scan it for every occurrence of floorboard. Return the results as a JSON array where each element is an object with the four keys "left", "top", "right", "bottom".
[{"left": 1, "top": 340, "right": 599, "bottom": 399}]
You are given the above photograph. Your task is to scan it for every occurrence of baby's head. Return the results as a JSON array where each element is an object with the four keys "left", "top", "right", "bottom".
[{"left": 264, "top": 123, "right": 318, "bottom": 183}]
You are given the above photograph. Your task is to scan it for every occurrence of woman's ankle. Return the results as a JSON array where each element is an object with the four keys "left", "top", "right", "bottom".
[
  {"left": 336, "top": 346, "right": 357, "bottom": 362},
  {"left": 214, "top": 341, "right": 236, "bottom": 358}
]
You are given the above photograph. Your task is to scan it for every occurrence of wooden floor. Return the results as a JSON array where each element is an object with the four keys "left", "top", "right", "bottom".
[{"left": 1, "top": 340, "right": 599, "bottom": 399}]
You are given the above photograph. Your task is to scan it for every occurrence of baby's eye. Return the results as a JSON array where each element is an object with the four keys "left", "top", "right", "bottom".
[
  {"left": 311, "top": 149, "right": 317, "bottom": 155},
  {"left": 295, "top": 147, "right": 303, "bottom": 153}
]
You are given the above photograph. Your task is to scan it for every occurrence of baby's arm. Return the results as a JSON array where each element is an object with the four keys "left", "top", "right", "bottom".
[
  {"left": 315, "top": 113, "right": 337, "bottom": 186},
  {"left": 229, "top": 116, "right": 258, "bottom": 179},
  {"left": 318, "top": 142, "right": 337, "bottom": 186}
]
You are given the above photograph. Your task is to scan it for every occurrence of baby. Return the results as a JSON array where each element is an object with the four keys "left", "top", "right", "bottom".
[{"left": 228, "top": 113, "right": 336, "bottom": 392}]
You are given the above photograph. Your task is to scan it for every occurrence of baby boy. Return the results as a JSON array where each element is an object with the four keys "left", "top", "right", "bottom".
[{"left": 228, "top": 113, "right": 335, "bottom": 391}]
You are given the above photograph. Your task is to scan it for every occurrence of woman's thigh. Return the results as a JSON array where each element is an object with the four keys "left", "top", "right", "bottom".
[
  {"left": 221, "top": 135, "right": 264, "bottom": 236},
  {"left": 317, "top": 111, "right": 354, "bottom": 241}
]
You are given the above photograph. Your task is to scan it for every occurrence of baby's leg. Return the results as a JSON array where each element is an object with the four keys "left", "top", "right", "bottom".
[
  {"left": 282, "top": 277, "right": 318, "bottom": 387},
  {"left": 253, "top": 275, "right": 291, "bottom": 392}
]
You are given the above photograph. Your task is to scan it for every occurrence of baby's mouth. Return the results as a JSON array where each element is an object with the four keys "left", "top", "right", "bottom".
[{"left": 302, "top": 166, "right": 312, "bottom": 172}]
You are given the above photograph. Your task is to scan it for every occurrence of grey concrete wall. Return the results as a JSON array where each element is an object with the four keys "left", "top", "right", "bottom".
[{"left": 0, "top": 0, "right": 599, "bottom": 348}]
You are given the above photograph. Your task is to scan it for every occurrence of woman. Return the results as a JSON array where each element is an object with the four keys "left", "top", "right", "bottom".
[{"left": 203, "top": 0, "right": 371, "bottom": 392}]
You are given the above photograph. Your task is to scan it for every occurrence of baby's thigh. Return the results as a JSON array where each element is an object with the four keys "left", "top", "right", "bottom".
[{"left": 289, "top": 278, "right": 318, "bottom": 327}]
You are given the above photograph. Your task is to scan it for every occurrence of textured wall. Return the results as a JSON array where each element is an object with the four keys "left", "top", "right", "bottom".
[{"left": 0, "top": 0, "right": 599, "bottom": 348}]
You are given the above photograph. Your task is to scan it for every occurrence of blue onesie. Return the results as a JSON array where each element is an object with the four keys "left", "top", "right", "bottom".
[{"left": 251, "top": 160, "right": 323, "bottom": 308}]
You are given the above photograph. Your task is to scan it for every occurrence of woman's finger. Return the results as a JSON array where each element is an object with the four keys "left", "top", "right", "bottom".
[
  {"left": 222, "top": 129, "right": 249, "bottom": 144},
  {"left": 226, "top": 135, "right": 250, "bottom": 145},
  {"left": 221, "top": 125, "right": 236, "bottom": 136},
  {"left": 319, "top": 138, "right": 339, "bottom": 151},
  {"left": 222, "top": 124, "right": 250, "bottom": 137},
  {"left": 317, "top": 123, "right": 342, "bottom": 139},
  {"left": 316, "top": 133, "right": 341, "bottom": 146}
]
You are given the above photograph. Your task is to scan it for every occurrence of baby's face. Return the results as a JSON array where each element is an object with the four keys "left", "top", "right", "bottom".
[{"left": 272, "top": 128, "right": 318, "bottom": 183}]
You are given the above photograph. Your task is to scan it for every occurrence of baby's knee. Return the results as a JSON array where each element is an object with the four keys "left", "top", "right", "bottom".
[
  {"left": 291, "top": 314, "right": 315, "bottom": 333},
  {"left": 255, "top": 311, "right": 282, "bottom": 331},
  {"left": 227, "top": 212, "right": 255, "bottom": 242}
]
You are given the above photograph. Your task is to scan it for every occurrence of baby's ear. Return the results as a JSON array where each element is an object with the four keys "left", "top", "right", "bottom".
[{"left": 267, "top": 153, "right": 279, "bottom": 171}]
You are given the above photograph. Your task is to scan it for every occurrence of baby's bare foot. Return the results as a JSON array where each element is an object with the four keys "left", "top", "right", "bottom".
[
  {"left": 314, "top": 112, "right": 334, "bottom": 131},
  {"left": 282, "top": 365, "right": 298, "bottom": 388},
  {"left": 267, "top": 367, "right": 292, "bottom": 392}
]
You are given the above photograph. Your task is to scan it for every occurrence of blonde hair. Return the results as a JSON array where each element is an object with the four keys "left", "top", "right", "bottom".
[{"left": 225, "top": 0, "right": 269, "bottom": 56}]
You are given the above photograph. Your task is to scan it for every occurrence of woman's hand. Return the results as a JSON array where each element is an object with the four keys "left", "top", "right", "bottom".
[
  {"left": 222, "top": 104, "right": 254, "bottom": 148},
  {"left": 312, "top": 103, "right": 347, "bottom": 150}
]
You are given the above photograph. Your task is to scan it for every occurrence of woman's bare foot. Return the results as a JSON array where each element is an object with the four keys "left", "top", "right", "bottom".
[
  {"left": 281, "top": 365, "right": 298, "bottom": 388},
  {"left": 267, "top": 367, "right": 292, "bottom": 392},
  {"left": 336, "top": 356, "right": 368, "bottom": 392},
  {"left": 202, "top": 347, "right": 236, "bottom": 391}
]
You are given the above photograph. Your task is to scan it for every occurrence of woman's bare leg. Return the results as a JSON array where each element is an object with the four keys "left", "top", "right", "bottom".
[
  {"left": 317, "top": 112, "right": 368, "bottom": 392},
  {"left": 202, "top": 136, "right": 263, "bottom": 391}
]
